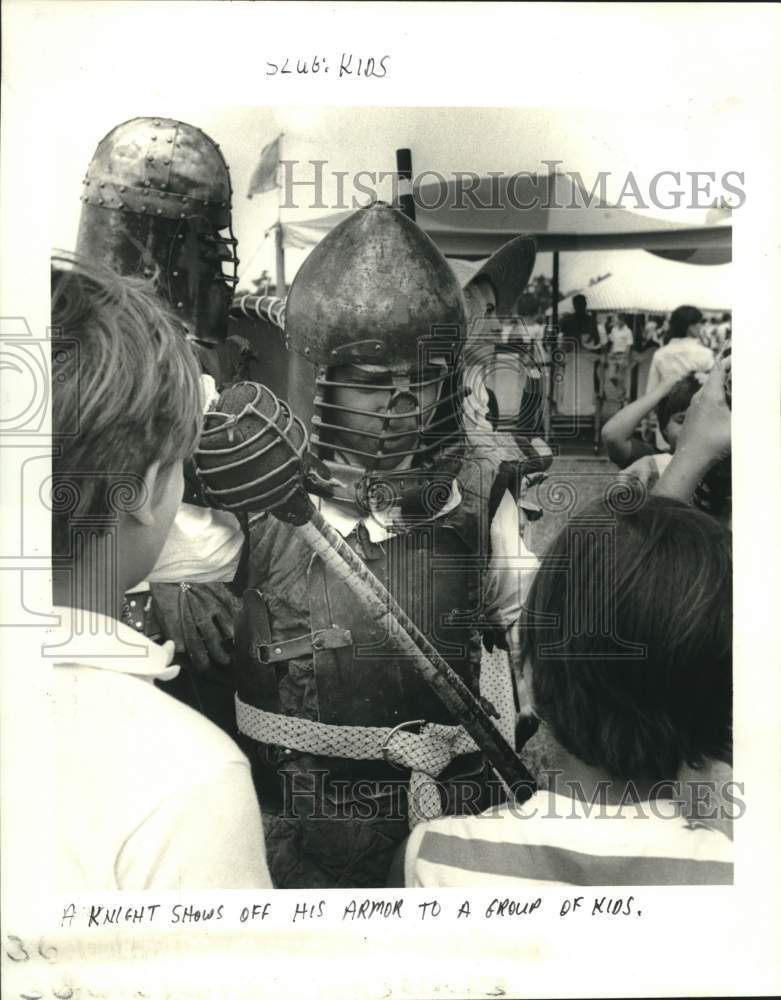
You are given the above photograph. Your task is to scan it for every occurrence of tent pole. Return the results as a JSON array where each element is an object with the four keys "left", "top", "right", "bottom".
[
  {"left": 544, "top": 250, "right": 560, "bottom": 439},
  {"left": 274, "top": 134, "right": 286, "bottom": 295},
  {"left": 274, "top": 223, "right": 286, "bottom": 296},
  {"left": 396, "top": 148, "right": 416, "bottom": 221}
]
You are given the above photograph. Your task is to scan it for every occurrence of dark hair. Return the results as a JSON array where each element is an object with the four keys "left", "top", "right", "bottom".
[
  {"left": 51, "top": 253, "right": 202, "bottom": 557},
  {"left": 572, "top": 294, "right": 587, "bottom": 310},
  {"left": 667, "top": 304, "right": 703, "bottom": 341},
  {"left": 655, "top": 374, "right": 700, "bottom": 433},
  {"left": 519, "top": 496, "right": 732, "bottom": 781}
]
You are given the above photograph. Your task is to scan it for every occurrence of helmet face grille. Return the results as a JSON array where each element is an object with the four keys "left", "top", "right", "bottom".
[
  {"left": 195, "top": 383, "right": 307, "bottom": 513},
  {"left": 165, "top": 216, "right": 239, "bottom": 344},
  {"left": 307, "top": 359, "right": 465, "bottom": 510}
]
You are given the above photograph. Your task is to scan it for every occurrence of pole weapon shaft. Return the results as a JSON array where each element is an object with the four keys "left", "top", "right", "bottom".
[{"left": 295, "top": 505, "right": 528, "bottom": 793}]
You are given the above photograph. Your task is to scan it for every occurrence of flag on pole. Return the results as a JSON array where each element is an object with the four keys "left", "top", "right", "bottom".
[{"left": 247, "top": 135, "right": 282, "bottom": 198}]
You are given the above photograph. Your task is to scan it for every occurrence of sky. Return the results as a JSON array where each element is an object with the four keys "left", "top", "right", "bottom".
[{"left": 53, "top": 104, "right": 741, "bottom": 294}]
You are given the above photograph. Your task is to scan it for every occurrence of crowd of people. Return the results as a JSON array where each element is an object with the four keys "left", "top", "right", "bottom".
[
  {"left": 32, "top": 116, "right": 734, "bottom": 895},
  {"left": 601, "top": 304, "right": 732, "bottom": 518},
  {"left": 540, "top": 296, "right": 730, "bottom": 419}
]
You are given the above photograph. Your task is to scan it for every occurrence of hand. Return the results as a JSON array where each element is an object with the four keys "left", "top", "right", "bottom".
[
  {"left": 675, "top": 357, "right": 732, "bottom": 466},
  {"left": 160, "top": 639, "right": 176, "bottom": 666},
  {"left": 179, "top": 582, "right": 240, "bottom": 673},
  {"left": 150, "top": 582, "right": 240, "bottom": 674}
]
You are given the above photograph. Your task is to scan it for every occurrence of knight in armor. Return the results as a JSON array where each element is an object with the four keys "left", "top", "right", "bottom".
[
  {"left": 74, "top": 117, "right": 248, "bottom": 733},
  {"left": 231, "top": 204, "right": 541, "bottom": 888},
  {"left": 76, "top": 116, "right": 244, "bottom": 384}
]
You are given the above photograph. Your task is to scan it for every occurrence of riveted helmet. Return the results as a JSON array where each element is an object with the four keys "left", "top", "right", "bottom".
[
  {"left": 76, "top": 117, "right": 239, "bottom": 345},
  {"left": 284, "top": 202, "right": 467, "bottom": 510}
]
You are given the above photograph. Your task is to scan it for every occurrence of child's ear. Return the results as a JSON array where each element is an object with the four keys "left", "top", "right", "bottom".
[{"left": 128, "top": 461, "right": 163, "bottom": 528}]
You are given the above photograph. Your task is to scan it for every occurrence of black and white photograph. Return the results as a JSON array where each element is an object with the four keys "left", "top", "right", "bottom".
[{"left": 2, "top": 3, "right": 780, "bottom": 998}]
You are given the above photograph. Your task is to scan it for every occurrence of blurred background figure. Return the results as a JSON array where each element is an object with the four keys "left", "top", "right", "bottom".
[
  {"left": 645, "top": 304, "right": 714, "bottom": 396},
  {"left": 522, "top": 313, "right": 546, "bottom": 343},
  {"left": 597, "top": 312, "right": 635, "bottom": 414},
  {"left": 700, "top": 313, "right": 718, "bottom": 350},
  {"left": 555, "top": 293, "right": 603, "bottom": 420},
  {"left": 608, "top": 313, "right": 634, "bottom": 355},
  {"left": 560, "top": 293, "right": 602, "bottom": 349},
  {"left": 715, "top": 312, "right": 732, "bottom": 351},
  {"left": 642, "top": 313, "right": 665, "bottom": 350}
]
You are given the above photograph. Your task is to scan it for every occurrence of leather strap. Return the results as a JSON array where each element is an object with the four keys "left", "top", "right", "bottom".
[{"left": 257, "top": 625, "right": 353, "bottom": 663}]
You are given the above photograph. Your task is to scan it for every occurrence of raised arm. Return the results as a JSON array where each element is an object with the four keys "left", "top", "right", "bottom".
[
  {"left": 601, "top": 374, "right": 679, "bottom": 468},
  {"left": 653, "top": 358, "right": 731, "bottom": 504}
]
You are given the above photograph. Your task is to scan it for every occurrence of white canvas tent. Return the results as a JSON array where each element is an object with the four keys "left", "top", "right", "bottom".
[
  {"left": 549, "top": 249, "right": 732, "bottom": 315},
  {"left": 280, "top": 173, "right": 732, "bottom": 262},
  {"left": 261, "top": 172, "right": 732, "bottom": 317}
]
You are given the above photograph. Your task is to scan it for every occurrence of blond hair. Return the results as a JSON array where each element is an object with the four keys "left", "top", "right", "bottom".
[{"left": 51, "top": 253, "right": 202, "bottom": 554}]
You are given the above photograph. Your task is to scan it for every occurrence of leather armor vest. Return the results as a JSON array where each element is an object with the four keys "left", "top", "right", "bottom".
[{"left": 237, "top": 445, "right": 511, "bottom": 729}]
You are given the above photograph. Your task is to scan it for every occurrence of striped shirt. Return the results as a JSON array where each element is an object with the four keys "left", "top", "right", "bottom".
[{"left": 404, "top": 791, "right": 733, "bottom": 887}]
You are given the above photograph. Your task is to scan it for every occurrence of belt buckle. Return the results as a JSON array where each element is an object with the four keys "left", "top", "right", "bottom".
[{"left": 381, "top": 718, "right": 426, "bottom": 772}]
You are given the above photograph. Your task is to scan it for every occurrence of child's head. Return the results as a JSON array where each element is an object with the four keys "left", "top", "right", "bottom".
[
  {"left": 51, "top": 254, "right": 202, "bottom": 592},
  {"left": 655, "top": 374, "right": 700, "bottom": 451},
  {"left": 518, "top": 496, "right": 732, "bottom": 781}
]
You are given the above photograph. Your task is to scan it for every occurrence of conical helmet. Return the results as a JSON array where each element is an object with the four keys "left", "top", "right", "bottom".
[
  {"left": 284, "top": 203, "right": 467, "bottom": 510},
  {"left": 76, "top": 117, "right": 238, "bottom": 345}
]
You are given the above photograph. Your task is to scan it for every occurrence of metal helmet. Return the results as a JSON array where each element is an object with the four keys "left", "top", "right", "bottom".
[
  {"left": 76, "top": 117, "right": 239, "bottom": 345},
  {"left": 284, "top": 202, "right": 467, "bottom": 510}
]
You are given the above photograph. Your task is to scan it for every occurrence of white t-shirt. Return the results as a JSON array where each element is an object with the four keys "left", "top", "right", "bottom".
[
  {"left": 41, "top": 609, "right": 272, "bottom": 891},
  {"left": 136, "top": 372, "right": 245, "bottom": 588},
  {"left": 148, "top": 503, "right": 244, "bottom": 584},
  {"left": 404, "top": 790, "right": 733, "bottom": 887},
  {"left": 608, "top": 324, "right": 634, "bottom": 354},
  {"left": 645, "top": 338, "right": 714, "bottom": 394}
]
